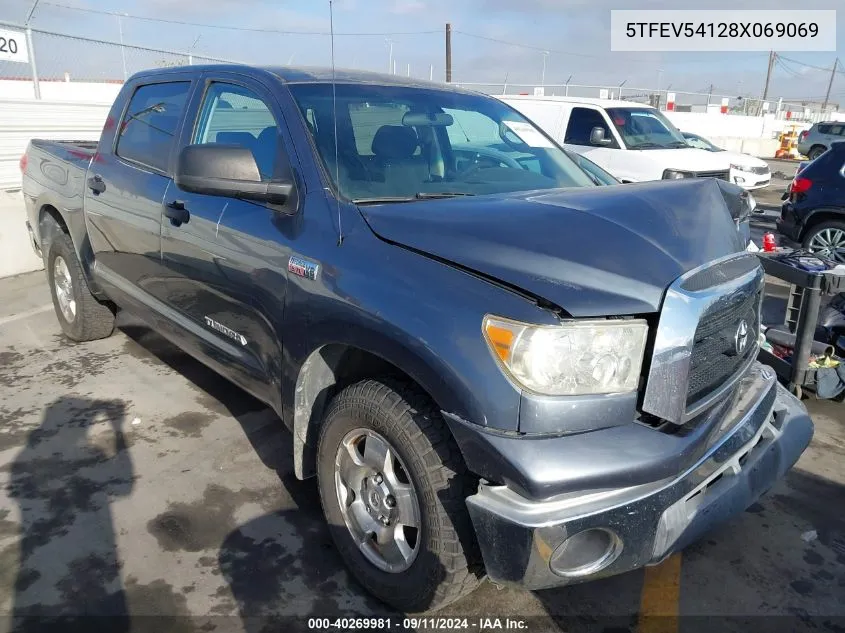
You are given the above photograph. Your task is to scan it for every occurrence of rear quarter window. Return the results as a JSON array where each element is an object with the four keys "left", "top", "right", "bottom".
[{"left": 116, "top": 81, "right": 191, "bottom": 173}]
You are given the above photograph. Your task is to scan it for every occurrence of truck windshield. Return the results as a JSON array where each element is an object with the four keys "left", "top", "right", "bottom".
[
  {"left": 288, "top": 83, "right": 595, "bottom": 202},
  {"left": 605, "top": 107, "right": 689, "bottom": 150}
]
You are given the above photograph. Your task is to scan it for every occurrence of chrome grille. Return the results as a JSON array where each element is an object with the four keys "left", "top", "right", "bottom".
[
  {"left": 695, "top": 170, "right": 730, "bottom": 180},
  {"left": 687, "top": 288, "right": 761, "bottom": 404},
  {"left": 641, "top": 253, "right": 765, "bottom": 425}
]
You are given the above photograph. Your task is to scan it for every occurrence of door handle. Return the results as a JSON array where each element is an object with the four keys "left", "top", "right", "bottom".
[
  {"left": 164, "top": 200, "right": 190, "bottom": 226},
  {"left": 87, "top": 174, "right": 106, "bottom": 194}
]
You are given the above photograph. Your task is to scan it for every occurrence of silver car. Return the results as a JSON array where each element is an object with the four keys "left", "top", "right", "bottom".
[{"left": 797, "top": 121, "right": 845, "bottom": 160}]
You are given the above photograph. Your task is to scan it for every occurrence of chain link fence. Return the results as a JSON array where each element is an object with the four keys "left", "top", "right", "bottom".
[
  {"left": 0, "top": 19, "right": 839, "bottom": 123},
  {"left": 453, "top": 82, "right": 838, "bottom": 123},
  {"left": 0, "top": 20, "right": 237, "bottom": 102}
]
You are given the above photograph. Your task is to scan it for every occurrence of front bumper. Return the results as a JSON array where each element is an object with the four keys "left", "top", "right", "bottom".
[
  {"left": 731, "top": 170, "right": 770, "bottom": 191},
  {"left": 466, "top": 364, "right": 813, "bottom": 589}
]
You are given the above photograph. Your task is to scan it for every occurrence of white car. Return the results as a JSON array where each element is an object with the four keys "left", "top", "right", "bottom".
[
  {"left": 682, "top": 131, "right": 771, "bottom": 190},
  {"left": 498, "top": 96, "right": 733, "bottom": 184}
]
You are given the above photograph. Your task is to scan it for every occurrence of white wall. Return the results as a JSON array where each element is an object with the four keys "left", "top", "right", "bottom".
[
  {"left": 0, "top": 191, "right": 43, "bottom": 277},
  {"left": 664, "top": 111, "right": 814, "bottom": 141},
  {"left": 0, "top": 79, "right": 121, "bottom": 104},
  {"left": 0, "top": 98, "right": 110, "bottom": 190}
]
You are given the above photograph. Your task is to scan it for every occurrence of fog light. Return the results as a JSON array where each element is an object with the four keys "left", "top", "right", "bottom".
[
  {"left": 734, "top": 176, "right": 745, "bottom": 184},
  {"left": 549, "top": 528, "right": 622, "bottom": 577}
]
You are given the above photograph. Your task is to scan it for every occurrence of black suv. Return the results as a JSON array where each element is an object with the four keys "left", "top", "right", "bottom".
[{"left": 778, "top": 141, "right": 845, "bottom": 261}]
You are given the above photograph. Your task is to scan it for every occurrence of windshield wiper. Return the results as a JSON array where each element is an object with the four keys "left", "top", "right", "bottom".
[
  {"left": 628, "top": 142, "right": 667, "bottom": 149},
  {"left": 352, "top": 192, "right": 476, "bottom": 205},
  {"left": 352, "top": 196, "right": 418, "bottom": 205},
  {"left": 414, "top": 192, "right": 476, "bottom": 199},
  {"left": 664, "top": 141, "right": 692, "bottom": 148}
]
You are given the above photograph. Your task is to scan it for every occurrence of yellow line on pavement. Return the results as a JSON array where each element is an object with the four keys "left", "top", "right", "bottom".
[{"left": 636, "top": 553, "right": 682, "bottom": 633}]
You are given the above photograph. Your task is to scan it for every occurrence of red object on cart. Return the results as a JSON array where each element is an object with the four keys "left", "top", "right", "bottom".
[{"left": 763, "top": 233, "right": 777, "bottom": 252}]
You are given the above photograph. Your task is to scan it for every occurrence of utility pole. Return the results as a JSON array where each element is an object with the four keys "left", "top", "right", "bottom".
[
  {"left": 445, "top": 23, "right": 452, "bottom": 83},
  {"left": 707, "top": 83, "right": 713, "bottom": 108},
  {"left": 760, "top": 50, "right": 775, "bottom": 115},
  {"left": 822, "top": 58, "right": 839, "bottom": 113}
]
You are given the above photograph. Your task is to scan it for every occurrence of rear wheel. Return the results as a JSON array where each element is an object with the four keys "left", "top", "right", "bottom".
[
  {"left": 317, "top": 379, "right": 481, "bottom": 612},
  {"left": 803, "top": 220, "right": 845, "bottom": 264},
  {"left": 807, "top": 145, "right": 826, "bottom": 161},
  {"left": 46, "top": 227, "right": 115, "bottom": 341}
]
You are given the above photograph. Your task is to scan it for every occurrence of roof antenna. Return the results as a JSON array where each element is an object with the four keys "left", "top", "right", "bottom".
[{"left": 329, "top": 0, "right": 343, "bottom": 245}]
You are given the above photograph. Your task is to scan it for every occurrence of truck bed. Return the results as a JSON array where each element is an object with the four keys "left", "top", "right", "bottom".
[
  {"left": 29, "top": 139, "right": 98, "bottom": 164},
  {"left": 22, "top": 139, "right": 98, "bottom": 257}
]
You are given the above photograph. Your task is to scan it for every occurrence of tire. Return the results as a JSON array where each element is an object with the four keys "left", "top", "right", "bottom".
[
  {"left": 802, "top": 220, "right": 845, "bottom": 264},
  {"left": 46, "top": 226, "right": 115, "bottom": 342},
  {"left": 808, "top": 145, "right": 826, "bottom": 161},
  {"left": 317, "top": 379, "right": 482, "bottom": 613}
]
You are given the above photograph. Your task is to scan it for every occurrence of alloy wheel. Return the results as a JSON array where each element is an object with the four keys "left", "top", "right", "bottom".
[{"left": 334, "top": 428, "right": 421, "bottom": 573}]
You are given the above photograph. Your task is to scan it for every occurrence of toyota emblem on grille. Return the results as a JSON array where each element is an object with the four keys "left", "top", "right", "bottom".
[{"left": 735, "top": 319, "right": 750, "bottom": 355}]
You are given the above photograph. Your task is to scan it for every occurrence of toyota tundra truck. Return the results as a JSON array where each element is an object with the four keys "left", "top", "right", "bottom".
[{"left": 21, "top": 65, "right": 813, "bottom": 613}]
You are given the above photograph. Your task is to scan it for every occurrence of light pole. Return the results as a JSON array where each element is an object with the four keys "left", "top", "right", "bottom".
[
  {"left": 24, "top": 0, "right": 41, "bottom": 98},
  {"left": 385, "top": 38, "right": 394, "bottom": 74},
  {"left": 188, "top": 34, "right": 201, "bottom": 65},
  {"left": 117, "top": 13, "right": 128, "bottom": 80},
  {"left": 541, "top": 51, "right": 549, "bottom": 86},
  {"left": 656, "top": 68, "right": 664, "bottom": 108},
  {"left": 564, "top": 74, "right": 572, "bottom": 96}
]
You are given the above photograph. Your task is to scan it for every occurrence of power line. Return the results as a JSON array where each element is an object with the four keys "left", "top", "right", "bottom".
[
  {"left": 777, "top": 54, "right": 845, "bottom": 75},
  {"left": 34, "top": 1, "right": 441, "bottom": 36},
  {"left": 775, "top": 58, "right": 803, "bottom": 78}
]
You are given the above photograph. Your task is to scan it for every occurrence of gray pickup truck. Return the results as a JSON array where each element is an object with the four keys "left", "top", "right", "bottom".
[{"left": 21, "top": 64, "right": 812, "bottom": 612}]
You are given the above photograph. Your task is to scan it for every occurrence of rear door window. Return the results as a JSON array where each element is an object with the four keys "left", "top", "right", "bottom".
[
  {"left": 116, "top": 81, "right": 191, "bottom": 173},
  {"left": 194, "top": 82, "right": 280, "bottom": 180}
]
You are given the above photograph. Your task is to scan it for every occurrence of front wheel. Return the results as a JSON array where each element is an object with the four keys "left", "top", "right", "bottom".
[
  {"left": 317, "top": 379, "right": 481, "bottom": 612},
  {"left": 803, "top": 220, "right": 845, "bottom": 264}
]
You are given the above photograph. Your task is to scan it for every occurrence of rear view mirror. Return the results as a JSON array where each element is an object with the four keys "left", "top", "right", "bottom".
[
  {"left": 175, "top": 144, "right": 294, "bottom": 206},
  {"left": 590, "top": 127, "right": 613, "bottom": 147},
  {"left": 402, "top": 112, "right": 454, "bottom": 127}
]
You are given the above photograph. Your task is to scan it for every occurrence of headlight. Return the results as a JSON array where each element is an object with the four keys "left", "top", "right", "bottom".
[
  {"left": 483, "top": 316, "right": 648, "bottom": 396},
  {"left": 730, "top": 163, "right": 753, "bottom": 172},
  {"left": 663, "top": 169, "right": 694, "bottom": 179}
]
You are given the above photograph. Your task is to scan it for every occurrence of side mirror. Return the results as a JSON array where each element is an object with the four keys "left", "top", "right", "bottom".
[
  {"left": 590, "top": 127, "right": 613, "bottom": 147},
  {"left": 175, "top": 144, "right": 294, "bottom": 206}
]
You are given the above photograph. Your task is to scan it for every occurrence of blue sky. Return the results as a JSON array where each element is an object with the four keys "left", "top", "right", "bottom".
[{"left": 1, "top": 0, "right": 843, "bottom": 105}]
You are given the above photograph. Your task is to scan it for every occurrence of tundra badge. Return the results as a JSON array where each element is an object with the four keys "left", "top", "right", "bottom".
[
  {"left": 204, "top": 316, "right": 248, "bottom": 346},
  {"left": 288, "top": 255, "right": 319, "bottom": 281}
]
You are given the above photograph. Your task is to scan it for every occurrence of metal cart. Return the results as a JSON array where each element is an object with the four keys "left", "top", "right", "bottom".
[{"left": 756, "top": 253, "right": 845, "bottom": 399}]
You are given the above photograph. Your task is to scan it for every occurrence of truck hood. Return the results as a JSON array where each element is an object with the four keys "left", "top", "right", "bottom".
[
  {"left": 628, "top": 147, "right": 731, "bottom": 173},
  {"left": 360, "top": 179, "right": 745, "bottom": 317}
]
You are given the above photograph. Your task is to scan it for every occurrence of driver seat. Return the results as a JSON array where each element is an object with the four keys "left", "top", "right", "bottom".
[{"left": 371, "top": 125, "right": 429, "bottom": 192}]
